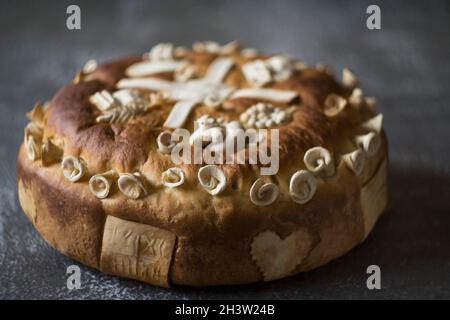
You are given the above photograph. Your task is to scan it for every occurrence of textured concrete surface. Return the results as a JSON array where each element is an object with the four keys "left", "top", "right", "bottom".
[{"left": 0, "top": 0, "right": 449, "bottom": 299}]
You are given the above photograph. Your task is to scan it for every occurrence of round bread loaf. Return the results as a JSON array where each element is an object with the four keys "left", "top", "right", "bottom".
[{"left": 17, "top": 41, "right": 389, "bottom": 287}]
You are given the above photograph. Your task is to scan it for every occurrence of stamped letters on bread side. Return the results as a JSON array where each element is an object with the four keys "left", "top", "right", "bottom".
[
  {"left": 100, "top": 215, "right": 176, "bottom": 287},
  {"left": 360, "top": 158, "right": 388, "bottom": 238}
]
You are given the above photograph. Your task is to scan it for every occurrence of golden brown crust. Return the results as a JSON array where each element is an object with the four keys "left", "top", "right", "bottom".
[
  {"left": 44, "top": 54, "right": 349, "bottom": 174},
  {"left": 17, "top": 140, "right": 388, "bottom": 286},
  {"left": 17, "top": 44, "right": 389, "bottom": 286},
  {"left": 18, "top": 146, "right": 105, "bottom": 269}
]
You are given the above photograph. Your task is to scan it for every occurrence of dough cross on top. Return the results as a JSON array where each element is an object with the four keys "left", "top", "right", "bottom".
[{"left": 116, "top": 45, "right": 298, "bottom": 129}]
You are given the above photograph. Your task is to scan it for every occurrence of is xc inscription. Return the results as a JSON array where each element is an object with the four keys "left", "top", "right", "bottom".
[{"left": 100, "top": 215, "right": 176, "bottom": 287}]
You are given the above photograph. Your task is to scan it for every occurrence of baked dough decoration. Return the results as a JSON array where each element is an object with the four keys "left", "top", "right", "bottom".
[
  {"left": 365, "top": 96, "right": 377, "bottom": 110},
  {"left": 361, "top": 113, "right": 383, "bottom": 133},
  {"left": 198, "top": 165, "right": 227, "bottom": 195},
  {"left": 242, "top": 59, "right": 271, "bottom": 87},
  {"left": 342, "top": 149, "right": 366, "bottom": 175},
  {"left": 100, "top": 215, "right": 176, "bottom": 287},
  {"left": 188, "top": 116, "right": 249, "bottom": 155},
  {"left": 157, "top": 130, "right": 176, "bottom": 154},
  {"left": 193, "top": 40, "right": 240, "bottom": 55},
  {"left": 24, "top": 122, "right": 43, "bottom": 161},
  {"left": 239, "top": 103, "right": 294, "bottom": 129},
  {"left": 348, "top": 88, "right": 362, "bottom": 107},
  {"left": 163, "top": 100, "right": 198, "bottom": 128},
  {"left": 303, "top": 146, "right": 335, "bottom": 177},
  {"left": 25, "top": 40, "right": 385, "bottom": 203},
  {"left": 251, "top": 229, "right": 312, "bottom": 281},
  {"left": 189, "top": 115, "right": 226, "bottom": 147},
  {"left": 82, "top": 59, "right": 98, "bottom": 74},
  {"left": 95, "top": 90, "right": 150, "bottom": 124},
  {"left": 249, "top": 178, "right": 279, "bottom": 206},
  {"left": 74, "top": 59, "right": 98, "bottom": 83},
  {"left": 241, "top": 47, "right": 259, "bottom": 58},
  {"left": 289, "top": 170, "right": 317, "bottom": 204},
  {"left": 41, "top": 139, "right": 62, "bottom": 166},
  {"left": 161, "top": 167, "right": 185, "bottom": 188},
  {"left": 117, "top": 53, "right": 298, "bottom": 128},
  {"left": 89, "top": 90, "right": 118, "bottom": 111},
  {"left": 89, "top": 170, "right": 117, "bottom": 199},
  {"left": 18, "top": 41, "right": 390, "bottom": 287},
  {"left": 25, "top": 135, "right": 40, "bottom": 161},
  {"left": 324, "top": 93, "right": 347, "bottom": 117},
  {"left": 360, "top": 158, "right": 388, "bottom": 237},
  {"left": 126, "top": 60, "right": 183, "bottom": 77},
  {"left": 26, "top": 102, "right": 45, "bottom": 127},
  {"left": 230, "top": 88, "right": 298, "bottom": 102},
  {"left": 118, "top": 172, "right": 147, "bottom": 199},
  {"left": 61, "top": 156, "right": 86, "bottom": 182},
  {"left": 355, "top": 132, "right": 381, "bottom": 157},
  {"left": 146, "top": 42, "right": 175, "bottom": 61},
  {"left": 342, "top": 67, "right": 359, "bottom": 89},
  {"left": 174, "top": 62, "right": 198, "bottom": 82},
  {"left": 242, "top": 55, "right": 293, "bottom": 87}
]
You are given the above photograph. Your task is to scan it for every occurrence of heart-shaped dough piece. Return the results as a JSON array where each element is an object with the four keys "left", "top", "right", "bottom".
[{"left": 250, "top": 229, "right": 312, "bottom": 281}]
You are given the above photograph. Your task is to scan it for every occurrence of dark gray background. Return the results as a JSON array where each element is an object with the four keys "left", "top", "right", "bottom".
[{"left": 1, "top": 0, "right": 449, "bottom": 299}]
